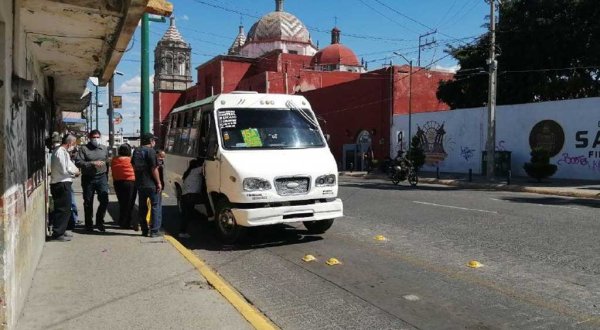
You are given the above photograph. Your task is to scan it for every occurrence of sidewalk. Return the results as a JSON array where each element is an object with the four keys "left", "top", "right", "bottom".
[
  {"left": 17, "top": 178, "right": 252, "bottom": 330},
  {"left": 340, "top": 171, "right": 600, "bottom": 199}
]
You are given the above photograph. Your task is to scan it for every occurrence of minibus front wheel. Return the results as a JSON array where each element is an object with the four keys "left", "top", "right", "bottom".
[
  {"left": 215, "top": 200, "right": 246, "bottom": 244},
  {"left": 303, "top": 219, "right": 334, "bottom": 234}
]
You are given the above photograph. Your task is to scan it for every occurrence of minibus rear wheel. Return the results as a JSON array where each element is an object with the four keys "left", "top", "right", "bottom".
[
  {"left": 303, "top": 219, "right": 334, "bottom": 234},
  {"left": 215, "top": 200, "right": 246, "bottom": 244}
]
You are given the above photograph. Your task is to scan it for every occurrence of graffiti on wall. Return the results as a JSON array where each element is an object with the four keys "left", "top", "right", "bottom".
[
  {"left": 557, "top": 152, "right": 600, "bottom": 172},
  {"left": 496, "top": 140, "right": 507, "bottom": 151},
  {"left": 416, "top": 121, "right": 448, "bottom": 165},
  {"left": 460, "top": 146, "right": 476, "bottom": 162}
]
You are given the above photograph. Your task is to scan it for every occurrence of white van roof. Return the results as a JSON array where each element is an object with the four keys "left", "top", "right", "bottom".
[{"left": 171, "top": 93, "right": 310, "bottom": 114}]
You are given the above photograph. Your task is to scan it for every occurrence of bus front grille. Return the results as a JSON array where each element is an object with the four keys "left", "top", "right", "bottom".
[{"left": 275, "top": 177, "right": 310, "bottom": 196}]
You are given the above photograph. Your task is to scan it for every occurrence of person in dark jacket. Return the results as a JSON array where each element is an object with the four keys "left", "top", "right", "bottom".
[{"left": 75, "top": 130, "right": 110, "bottom": 232}]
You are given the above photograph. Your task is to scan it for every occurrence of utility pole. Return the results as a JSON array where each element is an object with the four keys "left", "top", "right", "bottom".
[
  {"left": 418, "top": 30, "right": 437, "bottom": 67},
  {"left": 393, "top": 52, "right": 413, "bottom": 151},
  {"left": 486, "top": 0, "right": 498, "bottom": 180},
  {"left": 140, "top": 13, "right": 150, "bottom": 134},
  {"left": 95, "top": 84, "right": 99, "bottom": 131},
  {"left": 389, "top": 60, "right": 394, "bottom": 157},
  {"left": 141, "top": 13, "right": 167, "bottom": 135},
  {"left": 108, "top": 75, "right": 115, "bottom": 153}
]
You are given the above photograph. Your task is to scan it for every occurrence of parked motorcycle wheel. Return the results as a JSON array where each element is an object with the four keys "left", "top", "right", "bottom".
[
  {"left": 391, "top": 173, "right": 401, "bottom": 185},
  {"left": 408, "top": 170, "right": 418, "bottom": 187}
]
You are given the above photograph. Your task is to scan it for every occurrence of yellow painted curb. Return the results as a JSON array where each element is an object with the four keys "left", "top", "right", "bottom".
[{"left": 164, "top": 235, "right": 279, "bottom": 330}]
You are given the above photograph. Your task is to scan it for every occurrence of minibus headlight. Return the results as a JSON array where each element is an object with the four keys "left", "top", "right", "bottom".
[
  {"left": 316, "top": 174, "right": 336, "bottom": 187},
  {"left": 243, "top": 178, "right": 272, "bottom": 191}
]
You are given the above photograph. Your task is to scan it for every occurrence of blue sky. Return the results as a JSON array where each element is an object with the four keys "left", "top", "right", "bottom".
[{"left": 93, "top": 0, "right": 490, "bottom": 136}]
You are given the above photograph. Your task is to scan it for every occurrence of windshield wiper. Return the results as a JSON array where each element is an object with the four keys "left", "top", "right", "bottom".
[{"left": 286, "top": 100, "right": 319, "bottom": 128}]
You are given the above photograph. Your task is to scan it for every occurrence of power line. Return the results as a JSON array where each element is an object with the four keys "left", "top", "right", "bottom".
[
  {"left": 357, "top": 0, "right": 420, "bottom": 35},
  {"left": 190, "top": 0, "right": 408, "bottom": 43}
]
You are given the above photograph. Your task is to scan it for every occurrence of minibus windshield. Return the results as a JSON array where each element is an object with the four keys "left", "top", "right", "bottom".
[{"left": 217, "top": 108, "right": 325, "bottom": 150}]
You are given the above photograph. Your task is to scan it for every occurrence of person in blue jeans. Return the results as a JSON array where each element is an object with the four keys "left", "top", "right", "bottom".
[
  {"left": 74, "top": 130, "right": 110, "bottom": 232},
  {"left": 132, "top": 133, "right": 162, "bottom": 237}
]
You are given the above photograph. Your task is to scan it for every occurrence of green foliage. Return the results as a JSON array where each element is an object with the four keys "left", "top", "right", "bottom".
[
  {"left": 406, "top": 135, "right": 426, "bottom": 170},
  {"left": 523, "top": 148, "right": 557, "bottom": 182},
  {"left": 437, "top": 0, "right": 600, "bottom": 108}
]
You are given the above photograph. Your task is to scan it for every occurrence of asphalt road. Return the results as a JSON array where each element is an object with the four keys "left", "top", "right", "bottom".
[{"left": 161, "top": 177, "right": 600, "bottom": 330}]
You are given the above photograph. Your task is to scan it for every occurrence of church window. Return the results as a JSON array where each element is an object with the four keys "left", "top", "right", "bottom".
[
  {"left": 178, "top": 55, "right": 186, "bottom": 75},
  {"left": 166, "top": 55, "right": 173, "bottom": 74}
]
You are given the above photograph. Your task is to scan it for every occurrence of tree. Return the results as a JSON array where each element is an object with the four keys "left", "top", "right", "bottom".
[
  {"left": 437, "top": 0, "right": 600, "bottom": 108},
  {"left": 406, "top": 135, "right": 425, "bottom": 171}
]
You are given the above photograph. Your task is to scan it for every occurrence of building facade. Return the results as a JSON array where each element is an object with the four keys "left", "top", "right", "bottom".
[
  {"left": 0, "top": 1, "right": 144, "bottom": 327},
  {"left": 153, "top": 0, "right": 453, "bottom": 169}
]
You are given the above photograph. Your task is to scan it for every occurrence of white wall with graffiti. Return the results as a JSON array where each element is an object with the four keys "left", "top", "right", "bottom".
[{"left": 392, "top": 97, "right": 600, "bottom": 180}]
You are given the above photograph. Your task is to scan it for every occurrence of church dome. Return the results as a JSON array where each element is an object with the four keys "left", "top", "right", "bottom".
[
  {"left": 311, "top": 27, "right": 359, "bottom": 66},
  {"left": 312, "top": 44, "right": 360, "bottom": 66},
  {"left": 246, "top": 1, "right": 311, "bottom": 44}
]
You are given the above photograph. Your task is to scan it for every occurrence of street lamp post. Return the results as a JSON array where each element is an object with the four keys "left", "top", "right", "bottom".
[
  {"left": 108, "top": 71, "right": 123, "bottom": 154},
  {"left": 95, "top": 84, "right": 99, "bottom": 130},
  {"left": 394, "top": 52, "right": 413, "bottom": 151}
]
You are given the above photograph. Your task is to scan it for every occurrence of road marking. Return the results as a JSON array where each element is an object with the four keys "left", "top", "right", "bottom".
[
  {"left": 332, "top": 232, "right": 600, "bottom": 326},
  {"left": 490, "top": 198, "right": 579, "bottom": 210},
  {"left": 412, "top": 201, "right": 498, "bottom": 214},
  {"left": 164, "top": 235, "right": 279, "bottom": 330},
  {"left": 403, "top": 294, "right": 420, "bottom": 301}
]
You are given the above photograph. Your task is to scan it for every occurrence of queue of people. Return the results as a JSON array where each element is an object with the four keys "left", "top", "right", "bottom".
[{"left": 48, "top": 131, "right": 174, "bottom": 241}]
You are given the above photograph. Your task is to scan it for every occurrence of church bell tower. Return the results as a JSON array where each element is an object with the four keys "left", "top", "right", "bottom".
[{"left": 153, "top": 17, "right": 193, "bottom": 91}]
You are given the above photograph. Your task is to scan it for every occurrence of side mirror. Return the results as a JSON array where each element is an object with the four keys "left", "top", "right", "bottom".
[{"left": 325, "top": 134, "right": 331, "bottom": 142}]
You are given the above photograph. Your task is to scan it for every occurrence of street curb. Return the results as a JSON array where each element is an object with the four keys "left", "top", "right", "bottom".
[
  {"left": 340, "top": 173, "right": 600, "bottom": 200},
  {"left": 418, "top": 178, "right": 600, "bottom": 200},
  {"left": 164, "top": 235, "right": 280, "bottom": 330}
]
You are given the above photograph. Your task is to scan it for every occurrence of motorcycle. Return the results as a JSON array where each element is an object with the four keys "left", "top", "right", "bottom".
[{"left": 389, "top": 158, "right": 418, "bottom": 186}]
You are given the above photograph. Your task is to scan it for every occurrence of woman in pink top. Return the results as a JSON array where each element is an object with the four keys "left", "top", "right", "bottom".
[{"left": 111, "top": 144, "right": 137, "bottom": 229}]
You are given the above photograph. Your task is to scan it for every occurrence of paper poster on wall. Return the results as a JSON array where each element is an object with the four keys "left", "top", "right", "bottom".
[
  {"left": 218, "top": 110, "right": 237, "bottom": 128},
  {"left": 241, "top": 128, "right": 263, "bottom": 147}
]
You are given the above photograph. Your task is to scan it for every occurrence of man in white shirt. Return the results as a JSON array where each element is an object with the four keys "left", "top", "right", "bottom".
[{"left": 50, "top": 134, "right": 80, "bottom": 241}]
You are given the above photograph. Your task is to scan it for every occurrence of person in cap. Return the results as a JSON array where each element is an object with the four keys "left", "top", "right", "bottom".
[
  {"left": 74, "top": 129, "right": 110, "bottom": 232},
  {"left": 131, "top": 133, "right": 163, "bottom": 237}
]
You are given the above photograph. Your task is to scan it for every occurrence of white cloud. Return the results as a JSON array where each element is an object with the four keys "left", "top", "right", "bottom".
[
  {"left": 431, "top": 64, "right": 460, "bottom": 73},
  {"left": 182, "top": 14, "right": 189, "bottom": 21},
  {"left": 118, "top": 75, "right": 154, "bottom": 94},
  {"left": 119, "top": 76, "right": 141, "bottom": 93}
]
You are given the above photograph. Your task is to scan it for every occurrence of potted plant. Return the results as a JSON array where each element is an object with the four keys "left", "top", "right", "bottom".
[{"left": 523, "top": 147, "right": 557, "bottom": 182}]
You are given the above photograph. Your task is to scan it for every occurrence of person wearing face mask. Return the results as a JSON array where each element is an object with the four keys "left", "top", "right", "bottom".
[
  {"left": 50, "top": 134, "right": 80, "bottom": 241},
  {"left": 75, "top": 129, "right": 110, "bottom": 232}
]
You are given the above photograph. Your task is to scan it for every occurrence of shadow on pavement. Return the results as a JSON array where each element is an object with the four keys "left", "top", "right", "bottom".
[
  {"left": 340, "top": 181, "right": 461, "bottom": 192},
  {"left": 499, "top": 196, "right": 600, "bottom": 208},
  {"left": 159, "top": 205, "right": 324, "bottom": 252},
  {"left": 72, "top": 201, "right": 143, "bottom": 237}
]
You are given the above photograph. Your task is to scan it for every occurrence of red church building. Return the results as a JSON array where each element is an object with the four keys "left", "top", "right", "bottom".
[{"left": 153, "top": 0, "right": 453, "bottom": 169}]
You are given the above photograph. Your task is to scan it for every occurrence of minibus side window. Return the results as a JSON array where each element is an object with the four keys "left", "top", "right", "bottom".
[
  {"left": 198, "top": 112, "right": 212, "bottom": 158},
  {"left": 206, "top": 119, "right": 218, "bottom": 160}
]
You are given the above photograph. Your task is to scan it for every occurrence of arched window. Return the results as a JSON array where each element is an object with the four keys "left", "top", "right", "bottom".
[
  {"left": 166, "top": 55, "right": 173, "bottom": 74},
  {"left": 178, "top": 55, "right": 186, "bottom": 75}
]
